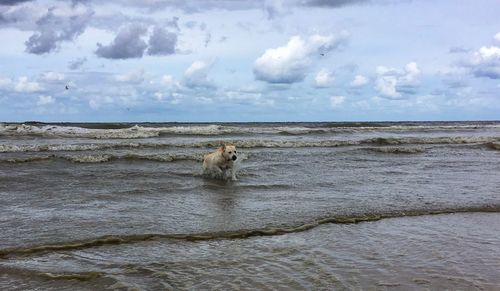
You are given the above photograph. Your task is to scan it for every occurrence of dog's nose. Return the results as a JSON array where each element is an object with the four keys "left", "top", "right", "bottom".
[{"left": 232, "top": 156, "right": 237, "bottom": 161}]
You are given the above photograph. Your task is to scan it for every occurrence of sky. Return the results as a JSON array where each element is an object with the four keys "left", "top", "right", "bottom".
[{"left": 0, "top": 0, "right": 499, "bottom": 122}]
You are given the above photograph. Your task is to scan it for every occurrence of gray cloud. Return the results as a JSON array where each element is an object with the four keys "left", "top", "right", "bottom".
[
  {"left": 68, "top": 57, "right": 87, "bottom": 70},
  {"left": 96, "top": 23, "right": 148, "bottom": 59},
  {"left": 449, "top": 46, "right": 471, "bottom": 54},
  {"left": 25, "top": 7, "right": 93, "bottom": 54},
  {"left": 147, "top": 27, "right": 177, "bottom": 56},
  {"left": 460, "top": 45, "right": 500, "bottom": 79},
  {"left": 204, "top": 32, "right": 211, "bottom": 48},
  {"left": 0, "top": 0, "right": 31, "bottom": 5}
]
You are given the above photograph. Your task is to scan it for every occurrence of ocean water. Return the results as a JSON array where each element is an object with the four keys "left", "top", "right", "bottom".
[{"left": 0, "top": 121, "right": 499, "bottom": 290}]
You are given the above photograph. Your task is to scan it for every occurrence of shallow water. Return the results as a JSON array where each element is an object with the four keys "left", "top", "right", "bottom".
[{"left": 0, "top": 121, "right": 499, "bottom": 290}]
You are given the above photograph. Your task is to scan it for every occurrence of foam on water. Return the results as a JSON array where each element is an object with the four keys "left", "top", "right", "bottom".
[
  {"left": 2, "top": 122, "right": 500, "bottom": 139},
  {"left": 1, "top": 136, "right": 500, "bottom": 153}
]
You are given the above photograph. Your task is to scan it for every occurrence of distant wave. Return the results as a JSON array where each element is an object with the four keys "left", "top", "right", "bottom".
[
  {"left": 2, "top": 137, "right": 500, "bottom": 153},
  {"left": 486, "top": 142, "right": 500, "bottom": 150},
  {"left": 0, "top": 153, "right": 205, "bottom": 164},
  {"left": 2, "top": 123, "right": 500, "bottom": 139},
  {"left": 364, "top": 146, "right": 426, "bottom": 154},
  {"left": 1, "top": 205, "right": 498, "bottom": 259},
  {"left": 0, "top": 266, "right": 104, "bottom": 281}
]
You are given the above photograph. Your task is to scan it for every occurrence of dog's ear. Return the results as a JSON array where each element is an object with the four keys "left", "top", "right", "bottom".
[{"left": 219, "top": 142, "right": 226, "bottom": 152}]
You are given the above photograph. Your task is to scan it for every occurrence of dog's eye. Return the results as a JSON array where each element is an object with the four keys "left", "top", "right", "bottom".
[{"left": 228, "top": 151, "right": 232, "bottom": 154}]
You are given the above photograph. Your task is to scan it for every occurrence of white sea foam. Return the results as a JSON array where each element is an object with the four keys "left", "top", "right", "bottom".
[
  {"left": 1, "top": 136, "right": 500, "bottom": 153},
  {"left": 2, "top": 123, "right": 500, "bottom": 139},
  {"left": 0, "top": 124, "right": 240, "bottom": 139}
]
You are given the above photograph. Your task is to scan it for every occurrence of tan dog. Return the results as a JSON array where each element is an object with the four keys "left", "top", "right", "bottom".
[{"left": 203, "top": 143, "right": 238, "bottom": 180}]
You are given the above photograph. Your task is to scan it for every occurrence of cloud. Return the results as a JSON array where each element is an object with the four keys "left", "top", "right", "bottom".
[
  {"left": 253, "top": 32, "right": 348, "bottom": 84},
  {"left": 375, "top": 62, "right": 421, "bottom": 99},
  {"left": 330, "top": 95, "right": 345, "bottom": 108},
  {"left": 468, "top": 46, "right": 500, "bottom": 79},
  {"left": 25, "top": 6, "right": 93, "bottom": 54},
  {"left": 89, "top": 95, "right": 113, "bottom": 110},
  {"left": 14, "top": 76, "right": 43, "bottom": 92},
  {"left": 114, "top": 69, "right": 144, "bottom": 83},
  {"left": 453, "top": 33, "right": 500, "bottom": 79},
  {"left": 68, "top": 57, "right": 87, "bottom": 70},
  {"left": 449, "top": 46, "right": 471, "bottom": 54},
  {"left": 350, "top": 74, "right": 368, "bottom": 87},
  {"left": 0, "top": 0, "right": 31, "bottom": 6},
  {"left": 96, "top": 23, "right": 148, "bottom": 59},
  {"left": 37, "top": 95, "right": 55, "bottom": 106},
  {"left": 161, "top": 74, "right": 181, "bottom": 89},
  {"left": 147, "top": 27, "right": 177, "bottom": 55},
  {"left": 0, "top": 77, "right": 13, "bottom": 89},
  {"left": 183, "top": 61, "right": 214, "bottom": 88},
  {"left": 204, "top": 32, "right": 211, "bottom": 48},
  {"left": 39, "top": 71, "right": 65, "bottom": 82},
  {"left": 264, "top": 0, "right": 288, "bottom": 19},
  {"left": 314, "top": 68, "right": 334, "bottom": 87}
]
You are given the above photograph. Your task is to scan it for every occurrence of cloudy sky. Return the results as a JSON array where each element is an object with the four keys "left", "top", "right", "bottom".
[{"left": 0, "top": 0, "right": 499, "bottom": 122}]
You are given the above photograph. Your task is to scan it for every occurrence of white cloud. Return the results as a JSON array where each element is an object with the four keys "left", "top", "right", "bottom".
[
  {"left": 253, "top": 32, "right": 348, "bottom": 84},
  {"left": 0, "top": 77, "right": 13, "bottom": 89},
  {"left": 350, "top": 74, "right": 368, "bottom": 87},
  {"left": 154, "top": 92, "right": 165, "bottom": 101},
  {"left": 375, "top": 62, "right": 421, "bottom": 99},
  {"left": 161, "top": 74, "right": 181, "bottom": 89},
  {"left": 39, "top": 71, "right": 65, "bottom": 82},
  {"left": 89, "top": 95, "right": 114, "bottom": 110},
  {"left": 314, "top": 68, "right": 334, "bottom": 88},
  {"left": 184, "top": 61, "right": 214, "bottom": 88},
  {"left": 376, "top": 75, "right": 400, "bottom": 98},
  {"left": 37, "top": 95, "right": 55, "bottom": 106},
  {"left": 330, "top": 95, "right": 345, "bottom": 108},
  {"left": 114, "top": 69, "right": 144, "bottom": 83},
  {"left": 456, "top": 33, "right": 500, "bottom": 79},
  {"left": 14, "top": 77, "right": 43, "bottom": 93},
  {"left": 494, "top": 32, "right": 500, "bottom": 43},
  {"left": 468, "top": 46, "right": 500, "bottom": 79}
]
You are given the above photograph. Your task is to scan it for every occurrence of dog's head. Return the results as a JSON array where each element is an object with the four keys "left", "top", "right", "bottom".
[{"left": 219, "top": 143, "right": 237, "bottom": 161}]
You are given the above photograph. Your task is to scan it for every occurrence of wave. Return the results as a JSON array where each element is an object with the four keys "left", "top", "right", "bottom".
[
  {"left": 486, "top": 142, "right": 500, "bottom": 150},
  {"left": 0, "top": 124, "right": 238, "bottom": 139},
  {"left": 0, "top": 265, "right": 105, "bottom": 281},
  {"left": 1, "top": 205, "right": 498, "bottom": 259},
  {"left": 365, "top": 146, "right": 425, "bottom": 154},
  {"left": 2, "top": 123, "right": 500, "bottom": 139},
  {"left": 2, "top": 136, "right": 500, "bottom": 154},
  {"left": 0, "top": 153, "right": 205, "bottom": 164}
]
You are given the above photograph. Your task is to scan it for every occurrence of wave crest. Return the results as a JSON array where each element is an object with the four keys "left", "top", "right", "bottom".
[
  {"left": 1, "top": 205, "right": 498, "bottom": 259},
  {"left": 1, "top": 136, "right": 500, "bottom": 154}
]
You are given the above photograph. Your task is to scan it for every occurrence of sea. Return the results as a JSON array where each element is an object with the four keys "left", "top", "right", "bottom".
[{"left": 0, "top": 121, "right": 499, "bottom": 290}]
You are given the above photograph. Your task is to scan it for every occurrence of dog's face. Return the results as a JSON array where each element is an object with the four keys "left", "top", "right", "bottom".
[{"left": 220, "top": 144, "right": 237, "bottom": 161}]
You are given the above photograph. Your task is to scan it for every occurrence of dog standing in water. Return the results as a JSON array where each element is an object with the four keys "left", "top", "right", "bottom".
[{"left": 203, "top": 143, "right": 238, "bottom": 180}]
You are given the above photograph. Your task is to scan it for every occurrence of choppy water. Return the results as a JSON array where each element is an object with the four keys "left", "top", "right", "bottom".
[{"left": 1, "top": 121, "right": 499, "bottom": 290}]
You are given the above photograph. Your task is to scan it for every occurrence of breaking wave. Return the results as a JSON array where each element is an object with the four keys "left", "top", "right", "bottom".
[
  {"left": 0, "top": 124, "right": 237, "bottom": 139},
  {"left": 2, "top": 123, "right": 500, "bottom": 139},
  {"left": 1, "top": 205, "right": 498, "bottom": 259},
  {"left": 486, "top": 142, "right": 500, "bottom": 150},
  {"left": 2, "top": 136, "right": 500, "bottom": 153},
  {"left": 365, "top": 146, "right": 426, "bottom": 154},
  {"left": 0, "top": 153, "right": 205, "bottom": 164}
]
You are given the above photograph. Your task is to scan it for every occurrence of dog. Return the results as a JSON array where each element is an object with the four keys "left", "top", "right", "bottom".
[{"left": 203, "top": 143, "right": 238, "bottom": 180}]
